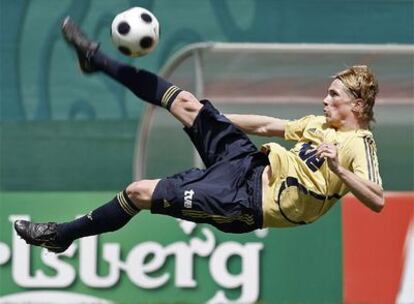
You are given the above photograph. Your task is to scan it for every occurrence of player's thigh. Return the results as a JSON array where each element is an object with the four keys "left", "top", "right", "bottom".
[
  {"left": 169, "top": 91, "right": 203, "bottom": 128},
  {"left": 150, "top": 165, "right": 262, "bottom": 233},
  {"left": 184, "top": 100, "right": 259, "bottom": 168}
]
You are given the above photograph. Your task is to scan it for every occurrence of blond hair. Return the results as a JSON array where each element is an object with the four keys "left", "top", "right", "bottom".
[{"left": 334, "top": 65, "right": 379, "bottom": 129}]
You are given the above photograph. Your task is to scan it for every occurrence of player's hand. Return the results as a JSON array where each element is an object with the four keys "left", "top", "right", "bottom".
[{"left": 315, "top": 142, "right": 340, "bottom": 173}]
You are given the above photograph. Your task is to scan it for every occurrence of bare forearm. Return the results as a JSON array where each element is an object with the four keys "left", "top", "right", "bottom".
[
  {"left": 226, "top": 114, "right": 271, "bottom": 135},
  {"left": 225, "top": 114, "right": 287, "bottom": 137},
  {"left": 335, "top": 166, "right": 384, "bottom": 212}
]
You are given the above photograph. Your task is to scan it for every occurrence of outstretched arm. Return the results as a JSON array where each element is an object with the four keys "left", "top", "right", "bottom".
[
  {"left": 316, "top": 143, "right": 384, "bottom": 212},
  {"left": 225, "top": 114, "right": 288, "bottom": 138}
]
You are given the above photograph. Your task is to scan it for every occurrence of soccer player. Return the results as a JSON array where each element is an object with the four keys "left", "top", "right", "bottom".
[{"left": 14, "top": 17, "right": 384, "bottom": 253}]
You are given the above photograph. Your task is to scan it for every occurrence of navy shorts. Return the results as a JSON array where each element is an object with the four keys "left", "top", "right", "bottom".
[{"left": 151, "top": 100, "right": 268, "bottom": 233}]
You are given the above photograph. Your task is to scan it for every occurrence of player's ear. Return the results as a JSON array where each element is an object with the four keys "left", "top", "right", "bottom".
[{"left": 351, "top": 98, "right": 364, "bottom": 116}]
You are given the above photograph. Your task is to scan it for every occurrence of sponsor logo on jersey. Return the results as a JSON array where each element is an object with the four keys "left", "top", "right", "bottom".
[{"left": 184, "top": 190, "right": 195, "bottom": 209}]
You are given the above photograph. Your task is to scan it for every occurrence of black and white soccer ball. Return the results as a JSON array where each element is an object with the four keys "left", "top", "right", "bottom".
[{"left": 110, "top": 7, "right": 160, "bottom": 57}]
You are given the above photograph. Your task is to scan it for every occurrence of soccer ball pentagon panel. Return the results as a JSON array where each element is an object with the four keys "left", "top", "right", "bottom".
[{"left": 111, "top": 7, "right": 160, "bottom": 57}]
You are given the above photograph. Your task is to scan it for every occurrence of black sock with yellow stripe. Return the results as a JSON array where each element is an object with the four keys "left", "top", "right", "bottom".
[
  {"left": 56, "top": 190, "right": 139, "bottom": 244},
  {"left": 91, "top": 50, "right": 182, "bottom": 110}
]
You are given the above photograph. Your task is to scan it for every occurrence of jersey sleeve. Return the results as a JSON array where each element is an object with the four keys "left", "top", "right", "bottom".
[
  {"left": 284, "top": 115, "right": 316, "bottom": 141},
  {"left": 351, "top": 135, "right": 383, "bottom": 188}
]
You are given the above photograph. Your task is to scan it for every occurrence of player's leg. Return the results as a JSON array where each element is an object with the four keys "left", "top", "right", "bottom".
[
  {"left": 61, "top": 16, "right": 258, "bottom": 161},
  {"left": 14, "top": 179, "right": 159, "bottom": 253},
  {"left": 62, "top": 17, "right": 202, "bottom": 127}
]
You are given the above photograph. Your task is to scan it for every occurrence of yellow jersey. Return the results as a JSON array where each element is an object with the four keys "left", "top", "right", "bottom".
[{"left": 261, "top": 115, "right": 382, "bottom": 228}]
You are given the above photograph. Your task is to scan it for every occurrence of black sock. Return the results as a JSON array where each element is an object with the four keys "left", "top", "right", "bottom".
[
  {"left": 56, "top": 190, "right": 139, "bottom": 244},
  {"left": 90, "top": 50, "right": 182, "bottom": 110}
]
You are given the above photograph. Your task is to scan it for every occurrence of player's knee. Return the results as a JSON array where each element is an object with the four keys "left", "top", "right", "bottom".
[
  {"left": 126, "top": 180, "right": 155, "bottom": 209},
  {"left": 170, "top": 91, "right": 203, "bottom": 127},
  {"left": 173, "top": 91, "right": 202, "bottom": 112}
]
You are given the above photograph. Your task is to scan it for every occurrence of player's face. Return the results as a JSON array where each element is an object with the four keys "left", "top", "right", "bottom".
[{"left": 323, "top": 79, "right": 356, "bottom": 129}]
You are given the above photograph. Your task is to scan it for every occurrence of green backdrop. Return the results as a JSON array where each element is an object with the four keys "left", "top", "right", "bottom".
[{"left": 1, "top": 0, "right": 413, "bottom": 191}]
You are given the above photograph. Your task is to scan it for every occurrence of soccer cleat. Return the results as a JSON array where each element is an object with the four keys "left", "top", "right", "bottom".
[
  {"left": 14, "top": 220, "right": 71, "bottom": 253},
  {"left": 61, "top": 16, "right": 100, "bottom": 73}
]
